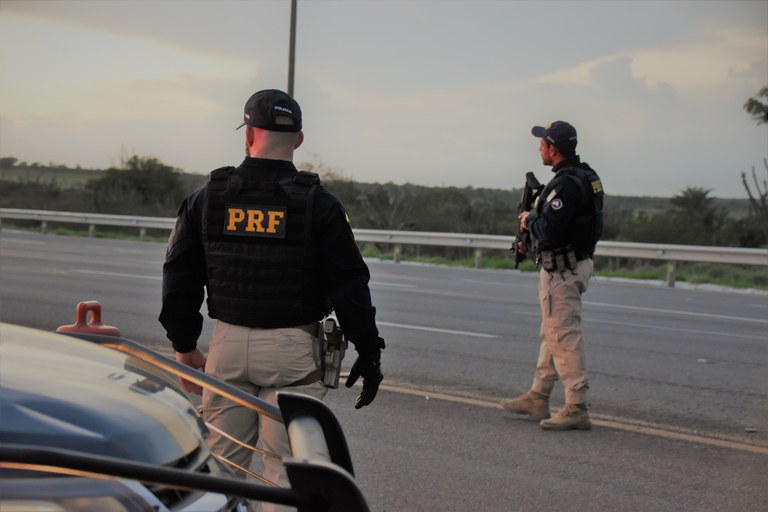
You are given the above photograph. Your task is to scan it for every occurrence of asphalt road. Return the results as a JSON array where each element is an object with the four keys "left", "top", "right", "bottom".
[{"left": 1, "top": 231, "right": 767, "bottom": 511}]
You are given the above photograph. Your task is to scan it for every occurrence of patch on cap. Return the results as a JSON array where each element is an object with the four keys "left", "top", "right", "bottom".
[{"left": 236, "top": 89, "right": 302, "bottom": 132}]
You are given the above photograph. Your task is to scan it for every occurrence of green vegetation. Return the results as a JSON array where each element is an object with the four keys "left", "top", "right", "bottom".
[
  {"left": 2, "top": 155, "right": 763, "bottom": 247},
  {"left": 359, "top": 245, "right": 767, "bottom": 291},
  {"left": 0, "top": 157, "right": 103, "bottom": 188},
  {"left": 0, "top": 156, "right": 206, "bottom": 216},
  {"left": 3, "top": 87, "right": 764, "bottom": 288},
  {"left": 743, "top": 85, "right": 768, "bottom": 125},
  {"left": 45, "top": 226, "right": 170, "bottom": 243},
  {"left": 1, "top": 154, "right": 766, "bottom": 290}
]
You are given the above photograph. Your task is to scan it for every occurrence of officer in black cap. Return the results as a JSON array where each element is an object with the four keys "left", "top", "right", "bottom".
[
  {"left": 501, "top": 120, "right": 604, "bottom": 430},
  {"left": 160, "top": 89, "right": 385, "bottom": 508}
]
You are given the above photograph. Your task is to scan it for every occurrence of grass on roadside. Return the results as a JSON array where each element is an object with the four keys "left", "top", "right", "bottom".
[
  {"left": 2, "top": 222, "right": 170, "bottom": 243},
  {"left": 361, "top": 246, "right": 767, "bottom": 291}
]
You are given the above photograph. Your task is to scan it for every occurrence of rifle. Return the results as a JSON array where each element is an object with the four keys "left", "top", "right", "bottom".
[{"left": 513, "top": 172, "right": 543, "bottom": 268}]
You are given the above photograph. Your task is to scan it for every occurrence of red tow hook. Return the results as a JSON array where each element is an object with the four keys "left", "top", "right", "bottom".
[{"left": 56, "top": 300, "right": 121, "bottom": 337}]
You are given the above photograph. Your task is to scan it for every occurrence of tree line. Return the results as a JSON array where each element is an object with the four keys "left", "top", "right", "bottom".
[
  {"left": 3, "top": 84, "right": 767, "bottom": 249},
  {"left": 1, "top": 154, "right": 765, "bottom": 249}
]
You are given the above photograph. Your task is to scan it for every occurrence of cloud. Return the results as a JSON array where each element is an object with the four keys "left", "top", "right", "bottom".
[
  {"left": 1, "top": 0, "right": 765, "bottom": 198},
  {"left": 0, "top": 16, "right": 260, "bottom": 126},
  {"left": 535, "top": 22, "right": 766, "bottom": 96},
  {"left": 633, "top": 29, "right": 766, "bottom": 98},
  {"left": 1, "top": 0, "right": 290, "bottom": 62}
]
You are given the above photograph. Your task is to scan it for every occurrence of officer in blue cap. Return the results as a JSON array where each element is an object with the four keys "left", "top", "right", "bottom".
[{"left": 502, "top": 120, "right": 604, "bottom": 430}]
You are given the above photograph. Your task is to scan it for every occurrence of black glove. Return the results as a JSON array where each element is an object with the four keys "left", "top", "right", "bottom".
[{"left": 345, "top": 355, "right": 383, "bottom": 409}]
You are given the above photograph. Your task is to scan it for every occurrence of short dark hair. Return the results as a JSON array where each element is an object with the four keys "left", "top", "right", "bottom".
[{"left": 545, "top": 139, "right": 576, "bottom": 157}]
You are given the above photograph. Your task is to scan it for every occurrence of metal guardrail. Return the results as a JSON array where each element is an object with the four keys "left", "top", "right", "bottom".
[
  {"left": 1, "top": 208, "right": 766, "bottom": 285},
  {"left": 353, "top": 228, "right": 768, "bottom": 266},
  {"left": 0, "top": 208, "right": 175, "bottom": 239}
]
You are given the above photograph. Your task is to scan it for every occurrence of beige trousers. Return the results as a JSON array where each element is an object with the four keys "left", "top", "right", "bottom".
[
  {"left": 531, "top": 259, "right": 593, "bottom": 405},
  {"left": 202, "top": 321, "right": 327, "bottom": 512}
]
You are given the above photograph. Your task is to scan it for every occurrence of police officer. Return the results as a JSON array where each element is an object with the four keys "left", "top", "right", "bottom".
[
  {"left": 160, "top": 89, "right": 385, "bottom": 510},
  {"left": 501, "top": 120, "right": 604, "bottom": 430}
]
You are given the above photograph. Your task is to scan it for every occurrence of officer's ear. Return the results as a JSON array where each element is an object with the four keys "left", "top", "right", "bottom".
[
  {"left": 294, "top": 131, "right": 304, "bottom": 150},
  {"left": 245, "top": 126, "right": 255, "bottom": 147}
]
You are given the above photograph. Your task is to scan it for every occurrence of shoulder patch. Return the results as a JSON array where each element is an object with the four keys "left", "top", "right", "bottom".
[
  {"left": 550, "top": 198, "right": 564, "bottom": 210},
  {"left": 546, "top": 189, "right": 558, "bottom": 203}
]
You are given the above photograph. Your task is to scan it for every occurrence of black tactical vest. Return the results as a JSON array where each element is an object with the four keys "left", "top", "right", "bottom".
[
  {"left": 202, "top": 166, "right": 327, "bottom": 328},
  {"left": 551, "top": 162, "right": 604, "bottom": 254}
]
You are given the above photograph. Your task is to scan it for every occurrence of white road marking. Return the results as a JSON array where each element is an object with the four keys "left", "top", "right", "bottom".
[
  {"left": 75, "top": 269, "right": 161, "bottom": 280},
  {"left": 373, "top": 381, "right": 768, "bottom": 456},
  {"left": 377, "top": 321, "right": 497, "bottom": 338},
  {"left": 370, "top": 281, "right": 418, "bottom": 288},
  {"left": 593, "top": 318, "right": 766, "bottom": 341},
  {"left": 585, "top": 301, "right": 768, "bottom": 324},
  {"left": 0, "top": 237, "right": 46, "bottom": 245}
]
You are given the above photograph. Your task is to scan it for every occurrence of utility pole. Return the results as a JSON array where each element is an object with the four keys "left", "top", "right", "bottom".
[{"left": 287, "top": 0, "right": 297, "bottom": 96}]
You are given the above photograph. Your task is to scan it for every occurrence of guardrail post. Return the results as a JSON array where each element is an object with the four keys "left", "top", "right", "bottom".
[
  {"left": 41, "top": 221, "right": 48, "bottom": 235},
  {"left": 88, "top": 224, "right": 96, "bottom": 238},
  {"left": 666, "top": 261, "right": 677, "bottom": 287},
  {"left": 474, "top": 249, "right": 483, "bottom": 269},
  {"left": 393, "top": 244, "right": 401, "bottom": 263},
  {"left": 139, "top": 228, "right": 146, "bottom": 241}
]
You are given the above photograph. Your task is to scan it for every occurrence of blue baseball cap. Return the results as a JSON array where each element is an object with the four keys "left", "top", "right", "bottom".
[{"left": 531, "top": 121, "right": 577, "bottom": 154}]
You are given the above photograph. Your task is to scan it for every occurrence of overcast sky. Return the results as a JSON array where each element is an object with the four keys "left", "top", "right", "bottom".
[{"left": 1, "top": 0, "right": 766, "bottom": 198}]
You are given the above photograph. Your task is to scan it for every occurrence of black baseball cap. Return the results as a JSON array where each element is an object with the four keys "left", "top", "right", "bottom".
[
  {"left": 236, "top": 89, "right": 302, "bottom": 132},
  {"left": 531, "top": 121, "right": 577, "bottom": 153}
]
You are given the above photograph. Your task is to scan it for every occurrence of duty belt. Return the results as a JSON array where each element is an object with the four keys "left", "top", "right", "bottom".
[{"left": 539, "top": 245, "right": 591, "bottom": 273}]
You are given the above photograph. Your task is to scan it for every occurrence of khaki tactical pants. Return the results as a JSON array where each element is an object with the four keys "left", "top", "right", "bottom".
[
  {"left": 531, "top": 258, "right": 593, "bottom": 405},
  {"left": 202, "top": 321, "right": 327, "bottom": 512}
]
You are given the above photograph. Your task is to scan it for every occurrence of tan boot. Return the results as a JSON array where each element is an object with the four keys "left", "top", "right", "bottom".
[
  {"left": 539, "top": 403, "right": 591, "bottom": 430},
  {"left": 500, "top": 390, "right": 550, "bottom": 420}
]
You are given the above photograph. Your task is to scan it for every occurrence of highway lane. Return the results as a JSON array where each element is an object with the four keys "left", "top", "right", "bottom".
[
  {"left": 2, "top": 231, "right": 767, "bottom": 510},
  {"left": 1, "top": 230, "right": 766, "bottom": 440},
  {"left": 0, "top": 232, "right": 172, "bottom": 346},
  {"left": 361, "top": 259, "right": 768, "bottom": 443},
  {"left": 323, "top": 390, "right": 767, "bottom": 512}
]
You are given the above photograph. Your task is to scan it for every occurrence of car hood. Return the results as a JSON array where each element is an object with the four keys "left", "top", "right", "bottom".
[{"left": 0, "top": 323, "right": 206, "bottom": 466}]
